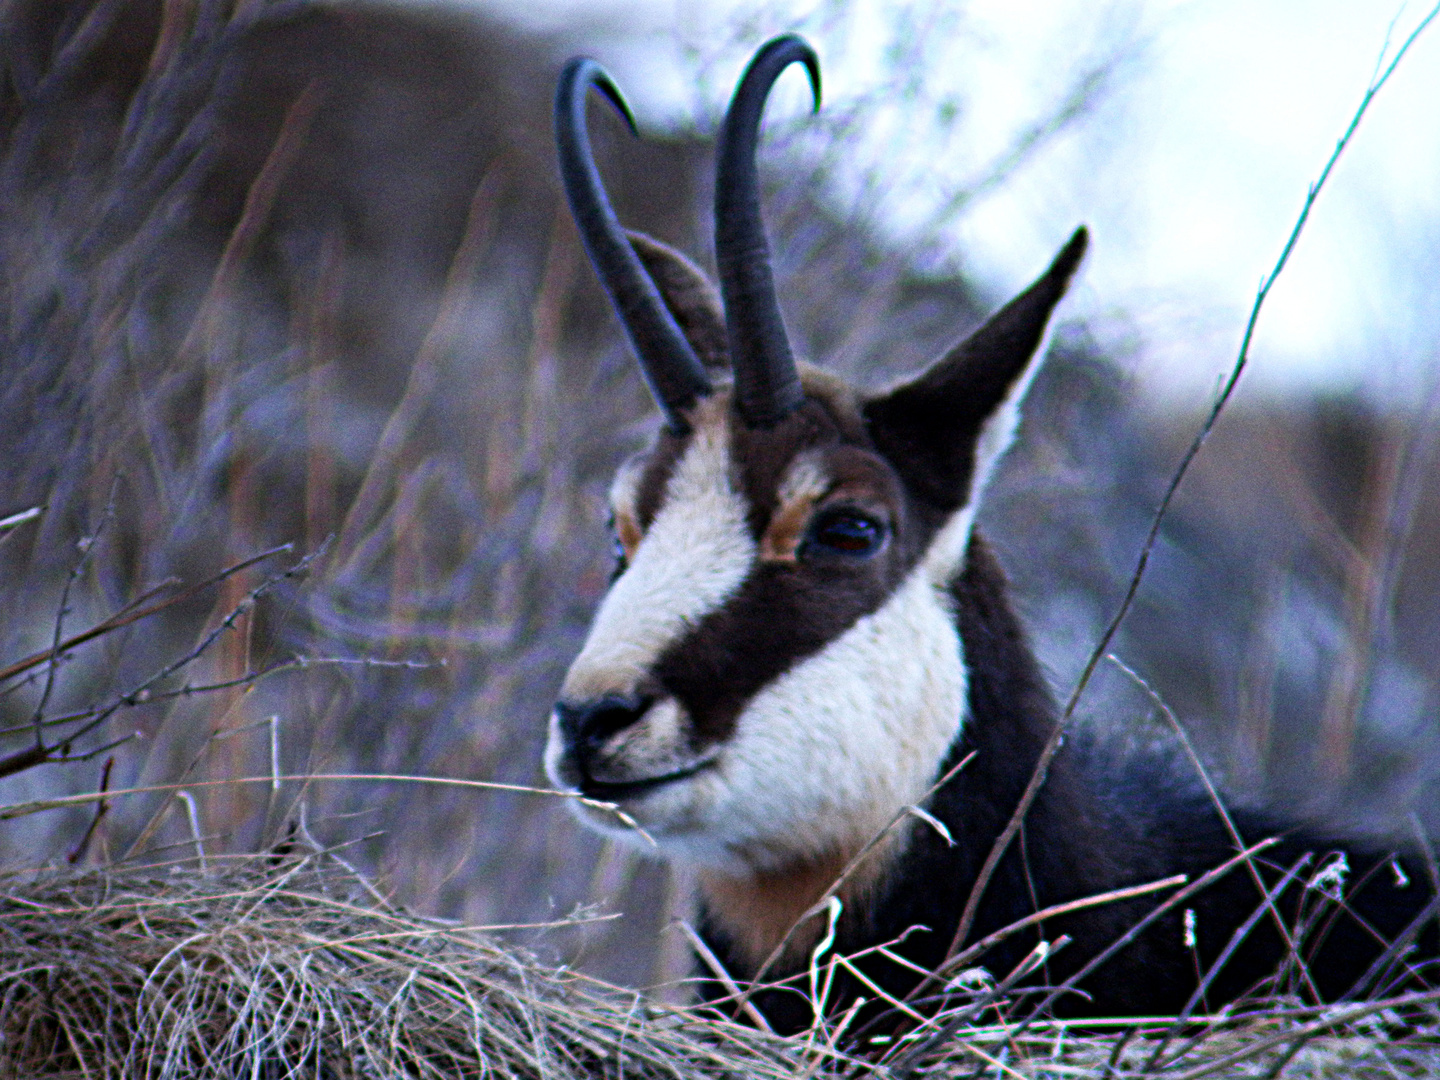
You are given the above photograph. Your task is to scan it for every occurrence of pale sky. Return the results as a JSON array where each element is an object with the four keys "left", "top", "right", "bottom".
[{"left": 432, "top": 0, "right": 1440, "bottom": 405}]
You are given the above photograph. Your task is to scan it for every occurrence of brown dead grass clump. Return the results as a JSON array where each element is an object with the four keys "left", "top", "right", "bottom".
[{"left": 0, "top": 854, "right": 810, "bottom": 1079}]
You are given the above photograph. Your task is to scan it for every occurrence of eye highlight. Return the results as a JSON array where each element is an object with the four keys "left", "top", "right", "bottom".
[{"left": 802, "top": 508, "right": 886, "bottom": 559}]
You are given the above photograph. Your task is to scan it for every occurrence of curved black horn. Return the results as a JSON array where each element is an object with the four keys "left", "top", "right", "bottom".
[
  {"left": 556, "top": 58, "right": 713, "bottom": 432},
  {"left": 715, "top": 35, "right": 821, "bottom": 429}
]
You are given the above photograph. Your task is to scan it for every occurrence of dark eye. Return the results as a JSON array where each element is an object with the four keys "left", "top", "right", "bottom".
[{"left": 803, "top": 509, "right": 885, "bottom": 559}]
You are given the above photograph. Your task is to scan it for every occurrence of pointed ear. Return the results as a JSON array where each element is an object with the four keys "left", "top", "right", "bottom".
[
  {"left": 626, "top": 231, "right": 730, "bottom": 373},
  {"left": 863, "top": 227, "right": 1088, "bottom": 510}
]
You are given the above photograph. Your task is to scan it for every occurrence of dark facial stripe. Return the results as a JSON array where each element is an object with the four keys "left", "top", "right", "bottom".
[
  {"left": 649, "top": 394, "right": 949, "bottom": 748},
  {"left": 633, "top": 427, "right": 690, "bottom": 530}
]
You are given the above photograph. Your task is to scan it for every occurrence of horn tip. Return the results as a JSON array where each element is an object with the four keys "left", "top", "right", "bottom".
[
  {"left": 758, "top": 33, "right": 822, "bottom": 109},
  {"left": 558, "top": 56, "right": 638, "bottom": 137}
]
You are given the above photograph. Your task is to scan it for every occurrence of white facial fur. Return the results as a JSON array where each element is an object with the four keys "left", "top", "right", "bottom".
[
  {"left": 557, "top": 397, "right": 754, "bottom": 703},
  {"left": 547, "top": 359, "right": 1040, "bottom": 872}
]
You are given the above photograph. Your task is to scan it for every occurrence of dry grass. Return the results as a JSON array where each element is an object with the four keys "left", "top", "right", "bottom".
[
  {"left": 0, "top": 854, "right": 808, "bottom": 1079},
  {"left": 0, "top": 854, "right": 1435, "bottom": 1078}
]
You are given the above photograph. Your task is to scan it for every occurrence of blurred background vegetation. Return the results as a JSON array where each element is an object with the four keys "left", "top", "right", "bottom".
[{"left": 0, "top": 0, "right": 1437, "bottom": 991}]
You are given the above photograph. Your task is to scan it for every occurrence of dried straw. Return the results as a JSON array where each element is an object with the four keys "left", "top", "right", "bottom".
[{"left": 0, "top": 854, "right": 812, "bottom": 1079}]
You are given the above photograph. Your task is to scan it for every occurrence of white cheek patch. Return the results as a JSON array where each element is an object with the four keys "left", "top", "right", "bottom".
[
  {"left": 669, "top": 550, "right": 968, "bottom": 873},
  {"left": 561, "top": 407, "right": 755, "bottom": 701}
]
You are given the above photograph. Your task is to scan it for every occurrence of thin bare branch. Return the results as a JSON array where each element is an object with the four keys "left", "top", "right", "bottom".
[
  {"left": 65, "top": 756, "right": 115, "bottom": 865},
  {"left": 1108, "top": 653, "right": 1320, "bottom": 1000},
  {"left": 0, "top": 506, "right": 42, "bottom": 535},
  {"left": 1143, "top": 852, "right": 1314, "bottom": 1071},
  {"left": 675, "top": 920, "right": 775, "bottom": 1033},
  {"left": 28, "top": 478, "right": 120, "bottom": 746},
  {"left": 936, "top": 873, "right": 1187, "bottom": 983},
  {"left": 0, "top": 545, "right": 291, "bottom": 687},
  {"left": 1014, "top": 839, "right": 1280, "bottom": 1031},
  {"left": 0, "top": 772, "right": 647, "bottom": 827}
]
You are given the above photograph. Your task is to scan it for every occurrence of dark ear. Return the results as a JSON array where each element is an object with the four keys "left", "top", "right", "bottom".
[
  {"left": 863, "top": 227, "right": 1088, "bottom": 510},
  {"left": 626, "top": 231, "right": 730, "bottom": 373}
]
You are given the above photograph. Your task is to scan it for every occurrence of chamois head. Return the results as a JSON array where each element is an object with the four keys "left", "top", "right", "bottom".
[{"left": 546, "top": 36, "right": 1086, "bottom": 876}]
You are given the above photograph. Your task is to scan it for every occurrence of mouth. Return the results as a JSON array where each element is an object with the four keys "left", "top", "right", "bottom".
[{"left": 577, "top": 758, "right": 715, "bottom": 802}]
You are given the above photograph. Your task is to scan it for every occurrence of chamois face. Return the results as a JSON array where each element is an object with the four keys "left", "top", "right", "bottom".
[
  {"left": 549, "top": 37, "right": 1086, "bottom": 878},
  {"left": 545, "top": 365, "right": 1032, "bottom": 875}
]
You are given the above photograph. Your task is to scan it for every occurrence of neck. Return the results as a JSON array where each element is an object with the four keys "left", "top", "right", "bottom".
[{"left": 696, "top": 826, "right": 909, "bottom": 975}]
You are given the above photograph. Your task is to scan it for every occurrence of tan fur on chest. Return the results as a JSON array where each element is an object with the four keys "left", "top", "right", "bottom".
[{"left": 696, "top": 828, "right": 907, "bottom": 975}]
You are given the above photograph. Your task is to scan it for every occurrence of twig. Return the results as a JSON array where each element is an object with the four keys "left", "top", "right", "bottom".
[
  {"left": 947, "top": 0, "right": 1440, "bottom": 971},
  {"left": 26, "top": 654, "right": 437, "bottom": 741},
  {"left": 888, "top": 938, "right": 1070, "bottom": 1075},
  {"left": 0, "top": 545, "right": 311, "bottom": 781},
  {"left": 801, "top": 992, "right": 867, "bottom": 1080},
  {"left": 1340, "top": 890, "right": 1440, "bottom": 1004},
  {"left": 890, "top": 872, "right": 1191, "bottom": 1021},
  {"left": 66, "top": 756, "right": 115, "bottom": 865},
  {"left": 105, "top": 653, "right": 439, "bottom": 707},
  {"left": 174, "top": 790, "right": 207, "bottom": 872},
  {"left": 1108, "top": 653, "right": 1319, "bottom": 1000},
  {"left": 934, "top": 873, "right": 1187, "bottom": 983},
  {"left": 1013, "top": 839, "right": 1280, "bottom": 1031},
  {"left": 0, "top": 506, "right": 41, "bottom": 535},
  {"left": 1143, "top": 852, "right": 1313, "bottom": 1071},
  {"left": 0, "top": 772, "right": 654, "bottom": 830},
  {"left": 29, "top": 479, "right": 120, "bottom": 746},
  {"left": 675, "top": 920, "right": 775, "bottom": 1032},
  {"left": 0, "top": 545, "right": 290, "bottom": 686},
  {"left": 290, "top": 800, "right": 393, "bottom": 911},
  {"left": 705, "top": 927, "right": 930, "bottom": 1014}
]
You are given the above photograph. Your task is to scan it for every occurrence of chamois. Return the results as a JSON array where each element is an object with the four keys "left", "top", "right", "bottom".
[{"left": 546, "top": 35, "right": 1439, "bottom": 1033}]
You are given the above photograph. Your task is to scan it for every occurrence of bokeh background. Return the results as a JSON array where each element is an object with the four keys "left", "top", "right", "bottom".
[{"left": 2, "top": 0, "right": 1438, "bottom": 990}]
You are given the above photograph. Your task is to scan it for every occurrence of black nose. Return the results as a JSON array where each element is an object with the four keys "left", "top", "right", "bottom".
[{"left": 555, "top": 695, "right": 652, "bottom": 757}]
